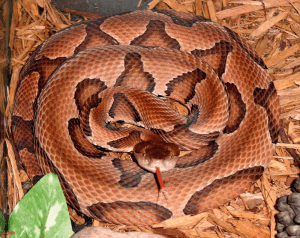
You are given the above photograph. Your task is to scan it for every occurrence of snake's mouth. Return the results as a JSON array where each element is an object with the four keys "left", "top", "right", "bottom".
[{"left": 133, "top": 140, "right": 180, "bottom": 173}]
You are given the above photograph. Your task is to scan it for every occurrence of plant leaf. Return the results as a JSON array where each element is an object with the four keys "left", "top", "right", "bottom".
[
  {"left": 8, "top": 173, "right": 73, "bottom": 238},
  {"left": 0, "top": 211, "right": 5, "bottom": 233}
]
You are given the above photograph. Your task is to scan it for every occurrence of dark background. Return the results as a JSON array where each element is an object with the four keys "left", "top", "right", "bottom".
[{"left": 52, "top": 0, "right": 153, "bottom": 16}]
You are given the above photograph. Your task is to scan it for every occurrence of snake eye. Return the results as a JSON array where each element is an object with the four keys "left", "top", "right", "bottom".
[{"left": 134, "top": 141, "right": 148, "bottom": 153}]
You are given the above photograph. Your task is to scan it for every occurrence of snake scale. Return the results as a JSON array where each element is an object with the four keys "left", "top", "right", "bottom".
[{"left": 12, "top": 10, "right": 280, "bottom": 226}]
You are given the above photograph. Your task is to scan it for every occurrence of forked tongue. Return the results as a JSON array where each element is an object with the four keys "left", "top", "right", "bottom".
[{"left": 156, "top": 167, "right": 165, "bottom": 190}]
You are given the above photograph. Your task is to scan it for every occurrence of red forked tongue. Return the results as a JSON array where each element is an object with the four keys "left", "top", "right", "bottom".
[{"left": 156, "top": 167, "right": 165, "bottom": 190}]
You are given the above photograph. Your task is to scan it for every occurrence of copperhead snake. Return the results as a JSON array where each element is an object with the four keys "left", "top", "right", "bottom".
[{"left": 12, "top": 10, "right": 280, "bottom": 226}]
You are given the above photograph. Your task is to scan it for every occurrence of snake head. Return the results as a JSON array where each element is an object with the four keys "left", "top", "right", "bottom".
[{"left": 133, "top": 140, "right": 180, "bottom": 173}]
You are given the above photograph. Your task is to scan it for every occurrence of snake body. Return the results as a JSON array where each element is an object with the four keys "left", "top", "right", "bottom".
[{"left": 12, "top": 10, "right": 280, "bottom": 226}]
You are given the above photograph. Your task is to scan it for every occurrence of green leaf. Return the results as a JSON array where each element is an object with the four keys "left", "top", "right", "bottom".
[
  {"left": 8, "top": 173, "right": 73, "bottom": 238},
  {"left": 0, "top": 211, "right": 5, "bottom": 233}
]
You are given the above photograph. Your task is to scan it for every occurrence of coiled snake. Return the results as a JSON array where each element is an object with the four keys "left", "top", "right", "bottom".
[{"left": 12, "top": 10, "right": 280, "bottom": 226}]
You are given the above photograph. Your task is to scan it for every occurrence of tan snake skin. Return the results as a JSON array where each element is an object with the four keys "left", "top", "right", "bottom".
[{"left": 12, "top": 10, "right": 280, "bottom": 226}]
